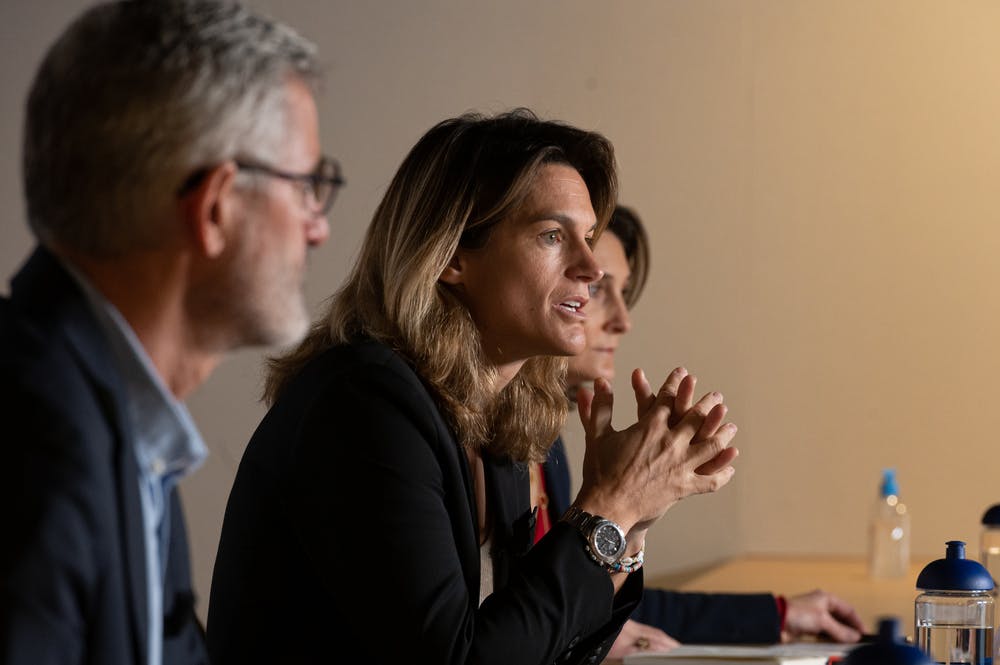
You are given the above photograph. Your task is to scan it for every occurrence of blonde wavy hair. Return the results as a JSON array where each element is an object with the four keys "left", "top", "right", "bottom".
[{"left": 266, "top": 109, "right": 617, "bottom": 462}]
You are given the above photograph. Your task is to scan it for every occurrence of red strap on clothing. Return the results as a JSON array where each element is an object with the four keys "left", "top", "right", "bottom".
[
  {"left": 532, "top": 464, "right": 551, "bottom": 544},
  {"left": 775, "top": 594, "right": 788, "bottom": 632}
]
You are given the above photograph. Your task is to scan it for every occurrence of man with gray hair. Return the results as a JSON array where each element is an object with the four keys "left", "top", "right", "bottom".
[{"left": 0, "top": 2, "right": 337, "bottom": 663}]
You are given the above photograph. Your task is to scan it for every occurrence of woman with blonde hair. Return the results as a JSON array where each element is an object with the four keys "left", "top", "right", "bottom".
[{"left": 207, "top": 110, "right": 738, "bottom": 664}]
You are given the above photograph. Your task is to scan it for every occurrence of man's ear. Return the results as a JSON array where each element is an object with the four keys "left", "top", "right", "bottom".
[
  {"left": 438, "top": 251, "right": 465, "bottom": 285},
  {"left": 178, "top": 161, "right": 240, "bottom": 258}
]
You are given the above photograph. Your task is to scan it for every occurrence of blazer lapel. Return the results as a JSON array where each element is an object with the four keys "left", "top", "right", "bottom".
[
  {"left": 544, "top": 436, "right": 572, "bottom": 519},
  {"left": 11, "top": 247, "right": 149, "bottom": 663},
  {"left": 483, "top": 453, "right": 533, "bottom": 591},
  {"left": 109, "top": 410, "right": 149, "bottom": 665}
]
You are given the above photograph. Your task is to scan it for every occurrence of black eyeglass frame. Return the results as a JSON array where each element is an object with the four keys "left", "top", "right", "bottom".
[
  {"left": 177, "top": 156, "right": 345, "bottom": 215},
  {"left": 234, "top": 156, "right": 345, "bottom": 215}
]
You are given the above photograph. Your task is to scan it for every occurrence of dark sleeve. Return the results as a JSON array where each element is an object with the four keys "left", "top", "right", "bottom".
[
  {"left": 0, "top": 376, "right": 111, "bottom": 665},
  {"left": 290, "top": 362, "right": 638, "bottom": 665},
  {"left": 550, "top": 561, "right": 643, "bottom": 665},
  {"left": 632, "top": 589, "right": 781, "bottom": 643}
]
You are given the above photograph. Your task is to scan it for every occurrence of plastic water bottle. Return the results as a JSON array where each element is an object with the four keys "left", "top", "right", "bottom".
[
  {"left": 870, "top": 468, "right": 911, "bottom": 578},
  {"left": 915, "top": 541, "right": 995, "bottom": 665},
  {"left": 981, "top": 505, "right": 1000, "bottom": 584},
  {"left": 980, "top": 507, "right": 1000, "bottom": 663}
]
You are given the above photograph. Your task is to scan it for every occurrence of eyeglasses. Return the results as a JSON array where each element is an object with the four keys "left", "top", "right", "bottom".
[
  {"left": 235, "top": 156, "right": 345, "bottom": 215},
  {"left": 176, "top": 157, "right": 345, "bottom": 214}
]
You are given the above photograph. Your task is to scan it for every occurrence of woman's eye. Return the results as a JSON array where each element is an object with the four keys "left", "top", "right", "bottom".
[
  {"left": 588, "top": 282, "right": 604, "bottom": 298},
  {"left": 541, "top": 230, "right": 561, "bottom": 245}
]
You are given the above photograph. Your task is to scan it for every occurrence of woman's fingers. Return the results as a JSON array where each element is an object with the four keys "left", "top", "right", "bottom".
[
  {"left": 631, "top": 368, "right": 655, "bottom": 420},
  {"left": 693, "top": 444, "right": 739, "bottom": 475},
  {"left": 694, "top": 403, "right": 727, "bottom": 442},
  {"left": 667, "top": 372, "right": 695, "bottom": 427},
  {"left": 688, "top": 421, "right": 738, "bottom": 468},
  {"left": 634, "top": 367, "right": 707, "bottom": 425},
  {"left": 688, "top": 463, "right": 737, "bottom": 494},
  {"left": 644, "top": 370, "right": 695, "bottom": 427},
  {"left": 582, "top": 367, "right": 740, "bottom": 527},
  {"left": 671, "top": 389, "right": 724, "bottom": 442},
  {"left": 635, "top": 367, "right": 688, "bottom": 421},
  {"left": 588, "top": 377, "right": 615, "bottom": 437}
]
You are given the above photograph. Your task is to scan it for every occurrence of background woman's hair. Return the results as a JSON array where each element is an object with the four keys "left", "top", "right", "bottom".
[
  {"left": 266, "top": 108, "right": 618, "bottom": 462},
  {"left": 608, "top": 204, "right": 651, "bottom": 309}
]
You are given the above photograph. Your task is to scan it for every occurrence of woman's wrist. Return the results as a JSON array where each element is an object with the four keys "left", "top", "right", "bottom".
[
  {"left": 570, "top": 490, "right": 639, "bottom": 535},
  {"left": 560, "top": 503, "right": 646, "bottom": 575},
  {"left": 626, "top": 528, "right": 647, "bottom": 553},
  {"left": 608, "top": 530, "right": 646, "bottom": 575}
]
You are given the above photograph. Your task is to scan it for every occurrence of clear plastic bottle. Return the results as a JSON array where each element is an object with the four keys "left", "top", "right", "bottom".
[
  {"left": 915, "top": 541, "right": 995, "bottom": 665},
  {"left": 980, "top": 506, "right": 1000, "bottom": 661},
  {"left": 981, "top": 505, "right": 1000, "bottom": 584},
  {"left": 870, "top": 468, "right": 911, "bottom": 579}
]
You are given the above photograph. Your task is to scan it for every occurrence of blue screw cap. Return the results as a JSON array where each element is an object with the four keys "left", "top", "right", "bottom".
[
  {"left": 880, "top": 469, "right": 899, "bottom": 498},
  {"left": 982, "top": 504, "right": 1000, "bottom": 526},
  {"left": 916, "top": 541, "right": 994, "bottom": 591}
]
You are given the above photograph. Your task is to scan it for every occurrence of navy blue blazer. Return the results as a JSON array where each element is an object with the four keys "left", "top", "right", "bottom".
[
  {"left": 0, "top": 248, "right": 208, "bottom": 665},
  {"left": 208, "top": 339, "right": 640, "bottom": 664},
  {"left": 544, "top": 437, "right": 781, "bottom": 644}
]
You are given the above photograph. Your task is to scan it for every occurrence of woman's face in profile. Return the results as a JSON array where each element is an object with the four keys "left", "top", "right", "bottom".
[
  {"left": 445, "top": 163, "right": 603, "bottom": 367},
  {"left": 566, "top": 231, "right": 632, "bottom": 387}
]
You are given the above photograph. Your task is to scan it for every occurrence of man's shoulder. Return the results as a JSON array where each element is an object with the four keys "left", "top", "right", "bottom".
[
  {"left": 0, "top": 289, "right": 75, "bottom": 377},
  {"left": 2, "top": 247, "right": 120, "bottom": 388},
  {"left": 1, "top": 247, "right": 83, "bottom": 356},
  {"left": 0, "top": 281, "right": 123, "bottom": 462},
  {"left": 0, "top": 281, "right": 87, "bottom": 375}
]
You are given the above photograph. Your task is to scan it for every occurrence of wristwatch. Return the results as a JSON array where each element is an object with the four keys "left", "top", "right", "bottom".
[{"left": 560, "top": 506, "right": 627, "bottom": 568}]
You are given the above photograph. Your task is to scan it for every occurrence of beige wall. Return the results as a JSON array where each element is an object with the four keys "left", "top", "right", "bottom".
[{"left": 5, "top": 0, "right": 1000, "bottom": 621}]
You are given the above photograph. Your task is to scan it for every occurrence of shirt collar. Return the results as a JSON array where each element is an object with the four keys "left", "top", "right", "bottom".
[{"left": 60, "top": 259, "right": 208, "bottom": 480}]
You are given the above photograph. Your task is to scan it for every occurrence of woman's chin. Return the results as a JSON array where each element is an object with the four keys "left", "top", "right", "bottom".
[{"left": 566, "top": 362, "right": 609, "bottom": 387}]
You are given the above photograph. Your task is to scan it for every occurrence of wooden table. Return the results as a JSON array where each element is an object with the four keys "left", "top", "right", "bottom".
[{"left": 662, "top": 554, "right": 924, "bottom": 636}]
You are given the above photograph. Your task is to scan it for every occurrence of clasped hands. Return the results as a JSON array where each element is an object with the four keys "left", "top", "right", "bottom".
[{"left": 574, "top": 367, "right": 739, "bottom": 537}]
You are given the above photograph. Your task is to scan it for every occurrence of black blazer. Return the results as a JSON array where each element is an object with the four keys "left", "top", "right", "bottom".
[
  {"left": 544, "top": 437, "right": 780, "bottom": 644},
  {"left": 208, "top": 339, "right": 640, "bottom": 664},
  {"left": 0, "top": 248, "right": 208, "bottom": 665}
]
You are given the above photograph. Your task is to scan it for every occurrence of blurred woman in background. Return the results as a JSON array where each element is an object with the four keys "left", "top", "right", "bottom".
[{"left": 538, "top": 204, "right": 865, "bottom": 660}]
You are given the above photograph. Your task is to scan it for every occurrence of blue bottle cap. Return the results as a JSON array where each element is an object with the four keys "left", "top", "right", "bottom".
[
  {"left": 982, "top": 504, "right": 1000, "bottom": 526},
  {"left": 880, "top": 469, "right": 899, "bottom": 497},
  {"left": 843, "top": 618, "right": 931, "bottom": 665},
  {"left": 916, "top": 541, "right": 994, "bottom": 591}
]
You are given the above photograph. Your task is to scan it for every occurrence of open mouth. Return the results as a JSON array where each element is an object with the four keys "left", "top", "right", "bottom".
[
  {"left": 556, "top": 292, "right": 589, "bottom": 318},
  {"left": 559, "top": 299, "right": 583, "bottom": 314}
]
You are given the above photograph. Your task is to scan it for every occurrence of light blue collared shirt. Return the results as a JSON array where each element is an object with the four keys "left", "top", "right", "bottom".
[{"left": 63, "top": 261, "right": 207, "bottom": 665}]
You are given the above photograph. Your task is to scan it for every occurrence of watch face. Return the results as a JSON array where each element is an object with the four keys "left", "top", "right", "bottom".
[{"left": 593, "top": 521, "right": 625, "bottom": 561}]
